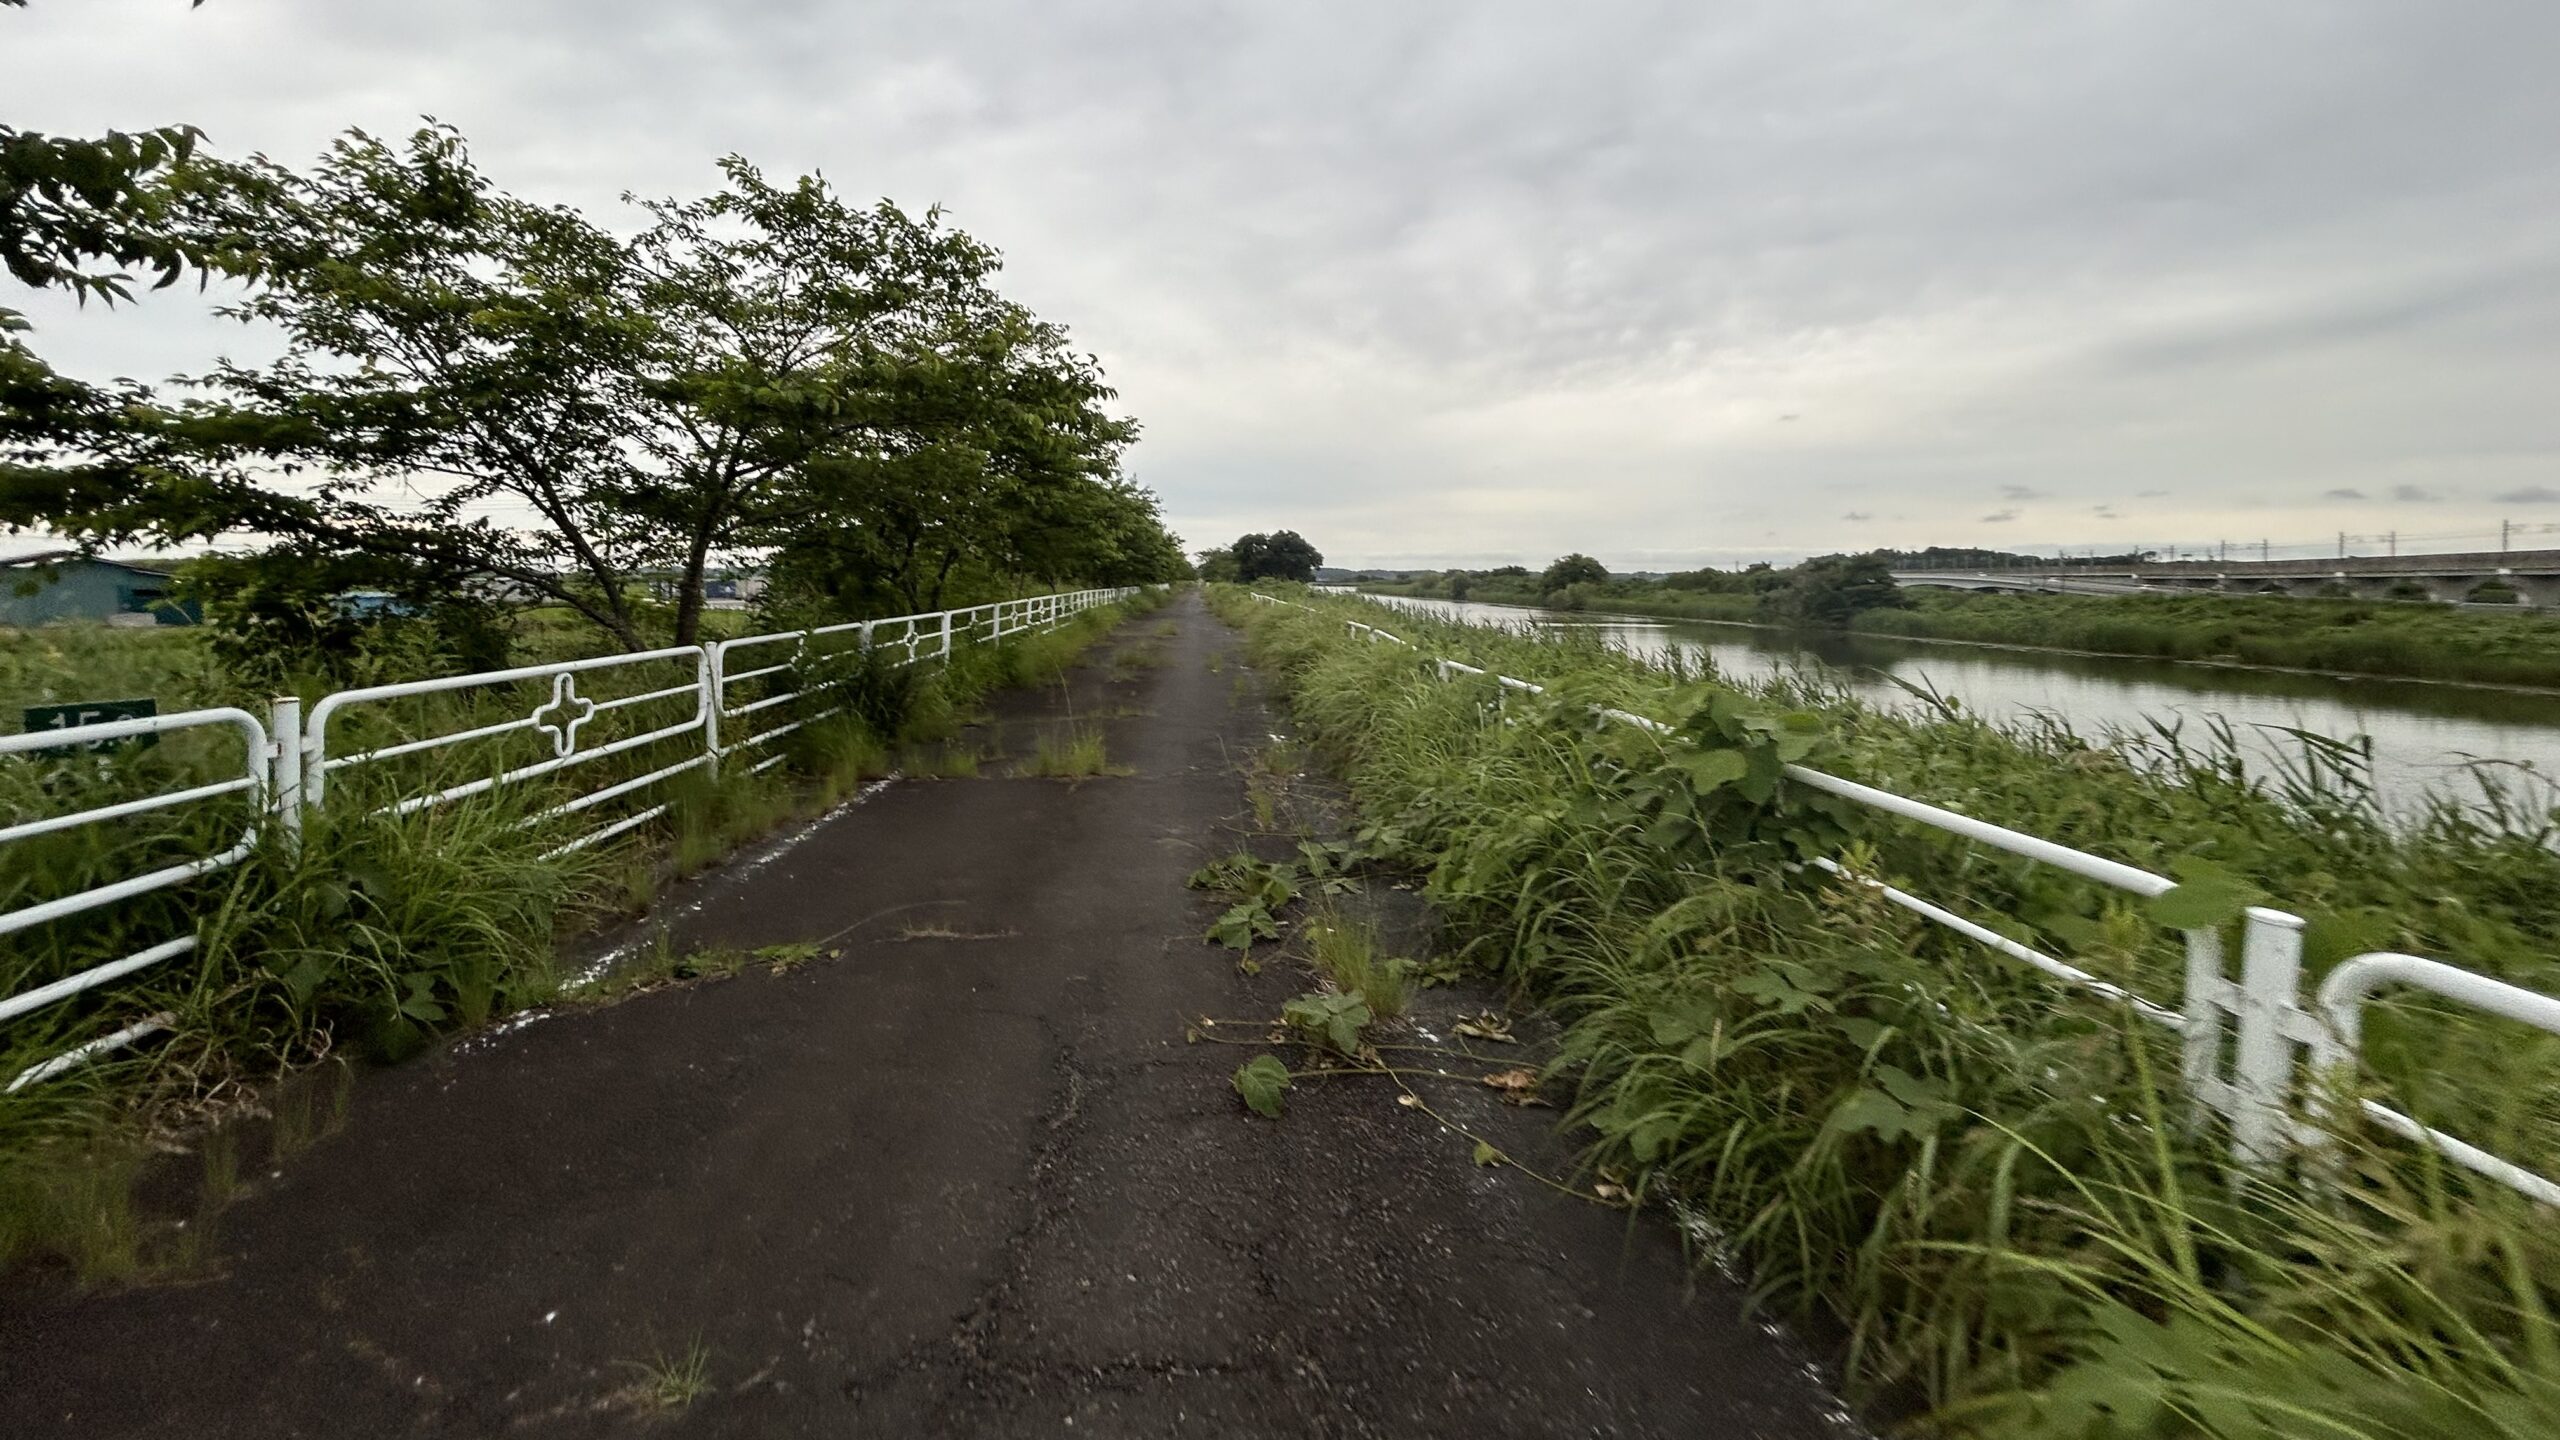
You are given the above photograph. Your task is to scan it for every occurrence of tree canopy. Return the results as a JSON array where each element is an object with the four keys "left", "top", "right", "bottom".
[
  {"left": 1540, "top": 553, "right": 1607, "bottom": 590},
  {"left": 1203, "top": 530, "right": 1322, "bottom": 584},
  {"left": 1759, "top": 551, "right": 1911, "bottom": 628},
  {"left": 2, "top": 120, "right": 1185, "bottom": 652}
]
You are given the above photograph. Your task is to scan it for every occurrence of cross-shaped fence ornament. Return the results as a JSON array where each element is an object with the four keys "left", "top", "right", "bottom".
[{"left": 530, "top": 672, "right": 599, "bottom": 758}]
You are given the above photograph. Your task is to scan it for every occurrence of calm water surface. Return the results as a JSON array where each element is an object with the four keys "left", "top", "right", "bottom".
[{"left": 1367, "top": 595, "right": 2560, "bottom": 818}]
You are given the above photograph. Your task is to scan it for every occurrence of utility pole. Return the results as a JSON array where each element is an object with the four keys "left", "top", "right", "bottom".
[
  {"left": 2503, "top": 518, "right": 2514, "bottom": 553},
  {"left": 2388, "top": 530, "right": 2397, "bottom": 558},
  {"left": 2260, "top": 538, "right": 2270, "bottom": 562},
  {"left": 2338, "top": 531, "right": 2346, "bottom": 559}
]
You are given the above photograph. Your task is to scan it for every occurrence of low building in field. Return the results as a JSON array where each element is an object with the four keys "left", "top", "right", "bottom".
[{"left": 0, "top": 551, "right": 203, "bottom": 628}]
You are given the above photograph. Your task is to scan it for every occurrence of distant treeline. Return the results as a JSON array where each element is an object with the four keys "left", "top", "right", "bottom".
[{"left": 1362, "top": 553, "right": 2560, "bottom": 690}]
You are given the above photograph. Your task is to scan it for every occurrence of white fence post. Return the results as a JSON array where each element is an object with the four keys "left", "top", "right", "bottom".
[
  {"left": 2228, "top": 906, "right": 2307, "bottom": 1167},
  {"left": 2178, "top": 926, "right": 2228, "bottom": 1127},
  {"left": 269, "top": 695, "right": 303, "bottom": 853},
  {"left": 941, "top": 610, "right": 954, "bottom": 660},
  {"left": 701, "top": 647, "right": 723, "bottom": 778}
]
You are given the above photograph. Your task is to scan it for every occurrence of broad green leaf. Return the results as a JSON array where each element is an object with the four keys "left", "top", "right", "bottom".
[
  {"left": 1825, "top": 1087, "right": 1912, "bottom": 1140},
  {"left": 1233, "top": 1055, "right": 1289, "bottom": 1118},
  {"left": 1207, "top": 901, "right": 1280, "bottom": 949},
  {"left": 1676, "top": 747, "right": 1749, "bottom": 792}
]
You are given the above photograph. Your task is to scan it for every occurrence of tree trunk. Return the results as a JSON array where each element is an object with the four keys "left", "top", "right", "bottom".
[{"left": 672, "top": 521, "right": 717, "bottom": 646}]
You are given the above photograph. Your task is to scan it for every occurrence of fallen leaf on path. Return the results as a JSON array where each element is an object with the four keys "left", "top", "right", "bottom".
[
  {"left": 1453, "top": 1012, "right": 1514, "bottom": 1043},
  {"left": 1480, "top": 1067, "right": 1549, "bottom": 1106},
  {"left": 1472, "top": 1141, "right": 1501, "bottom": 1167}
]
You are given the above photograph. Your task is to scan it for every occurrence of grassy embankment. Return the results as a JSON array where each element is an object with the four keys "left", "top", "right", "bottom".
[
  {"left": 1362, "top": 578, "right": 2560, "bottom": 690},
  {"left": 1218, "top": 584, "right": 2560, "bottom": 1439},
  {"left": 0, "top": 589, "right": 1165, "bottom": 1277}
]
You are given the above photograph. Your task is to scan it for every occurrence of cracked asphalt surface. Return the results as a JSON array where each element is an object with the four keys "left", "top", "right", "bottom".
[{"left": 0, "top": 591, "right": 1850, "bottom": 1438}]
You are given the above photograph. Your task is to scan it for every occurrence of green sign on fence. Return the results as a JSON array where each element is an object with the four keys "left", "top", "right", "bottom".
[{"left": 22, "top": 697, "right": 159, "bottom": 752}]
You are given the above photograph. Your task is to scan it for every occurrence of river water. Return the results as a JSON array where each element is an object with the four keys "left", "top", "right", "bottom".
[{"left": 1364, "top": 595, "right": 2560, "bottom": 819}]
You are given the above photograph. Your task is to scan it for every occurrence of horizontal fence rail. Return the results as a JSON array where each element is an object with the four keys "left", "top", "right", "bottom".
[
  {"left": 1248, "top": 588, "right": 2560, "bottom": 1205},
  {"left": 2, "top": 585, "right": 1148, "bottom": 1091},
  {"left": 0, "top": 708, "right": 270, "bottom": 1091}
]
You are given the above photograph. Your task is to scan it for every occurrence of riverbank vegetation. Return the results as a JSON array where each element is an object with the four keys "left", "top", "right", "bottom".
[
  {"left": 1214, "top": 584, "right": 2560, "bottom": 1438},
  {"left": 1365, "top": 561, "right": 2560, "bottom": 690}
]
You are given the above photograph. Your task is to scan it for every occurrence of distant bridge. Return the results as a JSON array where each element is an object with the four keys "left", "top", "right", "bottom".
[{"left": 1893, "top": 548, "right": 2560, "bottom": 608}]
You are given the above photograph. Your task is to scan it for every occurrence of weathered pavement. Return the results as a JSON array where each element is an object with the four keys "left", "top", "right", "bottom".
[{"left": 0, "top": 592, "right": 1849, "bottom": 1438}]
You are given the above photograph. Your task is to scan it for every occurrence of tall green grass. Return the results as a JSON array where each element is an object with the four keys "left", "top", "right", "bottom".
[{"left": 1215, "top": 584, "right": 2560, "bottom": 1438}]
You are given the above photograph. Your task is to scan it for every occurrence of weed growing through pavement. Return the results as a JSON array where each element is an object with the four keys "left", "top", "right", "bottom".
[
  {"left": 898, "top": 742, "right": 985, "bottom": 779},
  {"left": 1240, "top": 739, "right": 1303, "bottom": 830},
  {"left": 1109, "top": 646, "right": 1166, "bottom": 680},
  {"left": 582, "top": 940, "right": 837, "bottom": 1002},
  {"left": 890, "top": 923, "right": 1021, "bottom": 942},
  {"left": 1024, "top": 725, "right": 1125, "bottom": 779},
  {"left": 1304, "top": 911, "right": 1416, "bottom": 1022},
  {"left": 621, "top": 1337, "right": 712, "bottom": 1410}
]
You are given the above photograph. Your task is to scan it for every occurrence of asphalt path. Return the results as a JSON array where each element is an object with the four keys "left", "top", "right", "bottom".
[{"left": 0, "top": 591, "right": 1850, "bottom": 1438}]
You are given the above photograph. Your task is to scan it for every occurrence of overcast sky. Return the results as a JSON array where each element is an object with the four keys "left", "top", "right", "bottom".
[{"left": 14, "top": 1, "right": 2560, "bottom": 569}]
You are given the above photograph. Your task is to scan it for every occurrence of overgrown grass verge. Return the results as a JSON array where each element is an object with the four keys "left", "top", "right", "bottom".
[
  {"left": 1211, "top": 583, "right": 2560, "bottom": 1439},
  {"left": 0, "top": 587, "right": 1166, "bottom": 1282}
]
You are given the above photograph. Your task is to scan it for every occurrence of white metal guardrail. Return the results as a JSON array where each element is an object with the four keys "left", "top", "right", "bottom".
[
  {"left": 1249, "top": 589, "right": 2560, "bottom": 1204},
  {"left": 2, "top": 585, "right": 1145, "bottom": 1090},
  {"left": 0, "top": 707, "right": 270, "bottom": 1092}
]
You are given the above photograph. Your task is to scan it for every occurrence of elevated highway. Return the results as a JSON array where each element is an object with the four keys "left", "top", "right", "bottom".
[{"left": 1894, "top": 548, "right": 2560, "bottom": 607}]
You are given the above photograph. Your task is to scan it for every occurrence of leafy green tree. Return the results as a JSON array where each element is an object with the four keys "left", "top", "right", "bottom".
[
  {"left": 1760, "top": 551, "right": 1911, "bottom": 628},
  {"left": 1, "top": 118, "right": 251, "bottom": 540},
  {"left": 12, "top": 122, "right": 1182, "bottom": 647},
  {"left": 1226, "top": 530, "right": 1321, "bottom": 583},
  {"left": 1541, "top": 553, "right": 1608, "bottom": 589}
]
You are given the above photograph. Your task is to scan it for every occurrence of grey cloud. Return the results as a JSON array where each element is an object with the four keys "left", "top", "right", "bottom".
[
  {"left": 1841, "top": 510, "right": 1871, "bottom": 521},
  {"left": 2391, "top": 484, "right": 2442, "bottom": 503},
  {"left": 2495, "top": 485, "right": 2560, "bottom": 504},
  {"left": 9, "top": 2, "right": 2560, "bottom": 566},
  {"left": 2324, "top": 488, "right": 2368, "bottom": 500},
  {"left": 1980, "top": 509, "right": 2019, "bottom": 523}
]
